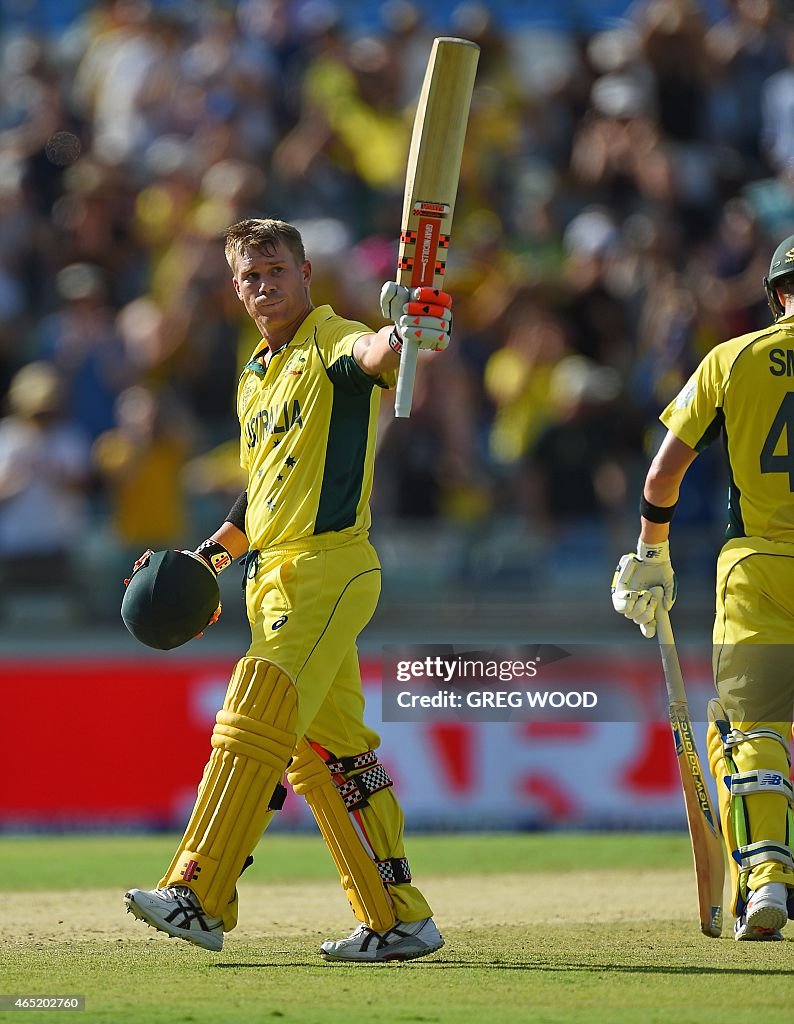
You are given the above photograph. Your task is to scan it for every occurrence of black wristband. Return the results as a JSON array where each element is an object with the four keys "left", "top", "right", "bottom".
[
  {"left": 226, "top": 490, "right": 248, "bottom": 532},
  {"left": 639, "top": 496, "right": 678, "bottom": 524},
  {"left": 195, "top": 539, "right": 233, "bottom": 574}
]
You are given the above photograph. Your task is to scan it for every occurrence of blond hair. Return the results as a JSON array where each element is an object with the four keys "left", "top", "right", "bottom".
[{"left": 224, "top": 218, "right": 306, "bottom": 274}]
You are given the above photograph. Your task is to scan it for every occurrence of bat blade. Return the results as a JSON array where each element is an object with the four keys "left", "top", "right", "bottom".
[
  {"left": 669, "top": 705, "right": 725, "bottom": 937},
  {"left": 394, "top": 37, "right": 479, "bottom": 418},
  {"left": 654, "top": 593, "right": 724, "bottom": 937}
]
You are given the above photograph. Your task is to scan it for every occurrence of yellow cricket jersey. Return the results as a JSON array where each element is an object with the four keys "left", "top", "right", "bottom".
[
  {"left": 661, "top": 315, "right": 794, "bottom": 541},
  {"left": 237, "top": 305, "right": 395, "bottom": 551}
]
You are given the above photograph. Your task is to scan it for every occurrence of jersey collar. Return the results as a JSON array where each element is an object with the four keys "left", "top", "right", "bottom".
[{"left": 246, "top": 304, "right": 334, "bottom": 366}]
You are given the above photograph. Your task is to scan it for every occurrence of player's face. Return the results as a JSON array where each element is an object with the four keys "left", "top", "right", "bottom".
[{"left": 233, "top": 242, "right": 312, "bottom": 339}]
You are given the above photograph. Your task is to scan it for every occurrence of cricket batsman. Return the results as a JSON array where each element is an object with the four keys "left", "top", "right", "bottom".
[
  {"left": 122, "top": 218, "right": 452, "bottom": 962},
  {"left": 611, "top": 235, "right": 794, "bottom": 940}
]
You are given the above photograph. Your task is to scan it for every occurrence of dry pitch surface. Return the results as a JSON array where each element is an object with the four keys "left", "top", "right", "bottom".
[
  {"left": 2, "top": 835, "right": 794, "bottom": 1024},
  {"left": 6, "top": 869, "right": 695, "bottom": 942}
]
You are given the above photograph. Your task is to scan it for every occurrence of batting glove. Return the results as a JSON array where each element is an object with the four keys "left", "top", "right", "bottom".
[
  {"left": 380, "top": 282, "right": 452, "bottom": 353},
  {"left": 123, "top": 548, "right": 153, "bottom": 586},
  {"left": 191, "top": 539, "right": 233, "bottom": 575},
  {"left": 180, "top": 551, "right": 225, "bottom": 635},
  {"left": 611, "top": 540, "right": 677, "bottom": 639},
  {"left": 194, "top": 602, "right": 223, "bottom": 639}
]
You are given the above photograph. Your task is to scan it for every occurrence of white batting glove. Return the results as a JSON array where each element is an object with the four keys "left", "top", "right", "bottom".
[
  {"left": 611, "top": 540, "right": 677, "bottom": 639},
  {"left": 380, "top": 282, "right": 452, "bottom": 352}
]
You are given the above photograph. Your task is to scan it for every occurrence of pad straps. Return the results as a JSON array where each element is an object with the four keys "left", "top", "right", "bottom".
[
  {"left": 727, "top": 771, "right": 794, "bottom": 803},
  {"left": 323, "top": 747, "right": 395, "bottom": 811},
  {"left": 315, "top": 743, "right": 412, "bottom": 885},
  {"left": 376, "top": 857, "right": 412, "bottom": 884},
  {"left": 337, "top": 764, "right": 394, "bottom": 810},
  {"left": 732, "top": 841, "right": 794, "bottom": 873},
  {"left": 722, "top": 726, "right": 792, "bottom": 759}
]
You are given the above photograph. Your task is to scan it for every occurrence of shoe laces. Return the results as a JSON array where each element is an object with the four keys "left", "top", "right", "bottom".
[{"left": 164, "top": 885, "right": 198, "bottom": 903}]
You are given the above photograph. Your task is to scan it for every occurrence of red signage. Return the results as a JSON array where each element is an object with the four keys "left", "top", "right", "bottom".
[{"left": 0, "top": 654, "right": 754, "bottom": 830}]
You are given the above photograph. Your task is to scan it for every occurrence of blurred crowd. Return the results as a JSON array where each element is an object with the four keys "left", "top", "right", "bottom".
[{"left": 2, "top": 0, "right": 794, "bottom": 617}]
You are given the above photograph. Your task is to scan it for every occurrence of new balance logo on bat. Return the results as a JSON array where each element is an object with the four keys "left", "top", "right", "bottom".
[{"left": 673, "top": 715, "right": 717, "bottom": 831}]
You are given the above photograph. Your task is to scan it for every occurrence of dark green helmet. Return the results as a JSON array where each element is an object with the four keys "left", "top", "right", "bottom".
[
  {"left": 121, "top": 549, "right": 220, "bottom": 650},
  {"left": 764, "top": 235, "right": 794, "bottom": 320}
]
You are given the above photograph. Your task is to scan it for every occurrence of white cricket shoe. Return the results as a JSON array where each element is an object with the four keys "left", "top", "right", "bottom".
[
  {"left": 734, "top": 883, "right": 788, "bottom": 941},
  {"left": 319, "top": 917, "right": 444, "bottom": 963},
  {"left": 124, "top": 886, "right": 223, "bottom": 951}
]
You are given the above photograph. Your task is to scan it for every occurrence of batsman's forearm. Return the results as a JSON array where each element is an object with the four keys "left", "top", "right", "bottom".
[
  {"left": 639, "top": 431, "right": 697, "bottom": 543},
  {"left": 644, "top": 465, "right": 683, "bottom": 507},
  {"left": 639, "top": 516, "right": 670, "bottom": 545},
  {"left": 353, "top": 327, "right": 401, "bottom": 378},
  {"left": 640, "top": 470, "right": 681, "bottom": 543},
  {"left": 209, "top": 522, "right": 249, "bottom": 560}
]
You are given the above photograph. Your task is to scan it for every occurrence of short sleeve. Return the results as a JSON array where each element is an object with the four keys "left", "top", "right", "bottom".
[
  {"left": 314, "top": 317, "right": 370, "bottom": 366},
  {"left": 660, "top": 349, "right": 726, "bottom": 451},
  {"left": 315, "top": 316, "right": 395, "bottom": 393}
]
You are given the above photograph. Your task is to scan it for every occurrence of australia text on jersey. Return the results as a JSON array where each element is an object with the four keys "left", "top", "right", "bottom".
[{"left": 246, "top": 399, "right": 303, "bottom": 448}]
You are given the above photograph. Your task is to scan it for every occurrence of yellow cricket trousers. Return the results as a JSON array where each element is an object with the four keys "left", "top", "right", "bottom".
[
  {"left": 245, "top": 532, "right": 432, "bottom": 922},
  {"left": 712, "top": 537, "right": 794, "bottom": 892}
]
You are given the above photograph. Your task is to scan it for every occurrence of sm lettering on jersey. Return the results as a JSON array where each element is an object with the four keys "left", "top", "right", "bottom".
[
  {"left": 246, "top": 399, "right": 303, "bottom": 448},
  {"left": 769, "top": 349, "right": 794, "bottom": 376}
]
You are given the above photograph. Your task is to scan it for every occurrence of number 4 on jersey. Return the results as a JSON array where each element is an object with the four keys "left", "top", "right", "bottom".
[{"left": 760, "top": 392, "right": 794, "bottom": 491}]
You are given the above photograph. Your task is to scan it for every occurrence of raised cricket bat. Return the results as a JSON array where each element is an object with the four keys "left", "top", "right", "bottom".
[
  {"left": 653, "top": 590, "right": 724, "bottom": 937},
  {"left": 394, "top": 37, "right": 479, "bottom": 418}
]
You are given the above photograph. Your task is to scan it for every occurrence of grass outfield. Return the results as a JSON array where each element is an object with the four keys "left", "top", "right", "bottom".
[{"left": 2, "top": 833, "right": 793, "bottom": 1023}]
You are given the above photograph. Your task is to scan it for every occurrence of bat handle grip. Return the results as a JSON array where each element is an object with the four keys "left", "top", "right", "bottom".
[
  {"left": 394, "top": 338, "right": 419, "bottom": 418},
  {"left": 651, "top": 586, "right": 688, "bottom": 705},
  {"left": 650, "top": 586, "right": 674, "bottom": 646}
]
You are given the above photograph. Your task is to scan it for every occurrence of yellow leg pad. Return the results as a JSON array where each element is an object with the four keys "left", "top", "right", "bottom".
[
  {"left": 221, "top": 814, "right": 276, "bottom": 933},
  {"left": 728, "top": 728, "right": 794, "bottom": 891},
  {"left": 708, "top": 704, "right": 794, "bottom": 915},
  {"left": 159, "top": 658, "right": 297, "bottom": 919},
  {"left": 287, "top": 739, "right": 397, "bottom": 932}
]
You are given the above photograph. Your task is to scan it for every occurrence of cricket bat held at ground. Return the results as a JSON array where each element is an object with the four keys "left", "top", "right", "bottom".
[{"left": 653, "top": 591, "right": 725, "bottom": 937}]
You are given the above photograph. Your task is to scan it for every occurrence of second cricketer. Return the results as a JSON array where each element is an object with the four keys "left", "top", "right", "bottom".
[{"left": 612, "top": 234, "right": 794, "bottom": 941}]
